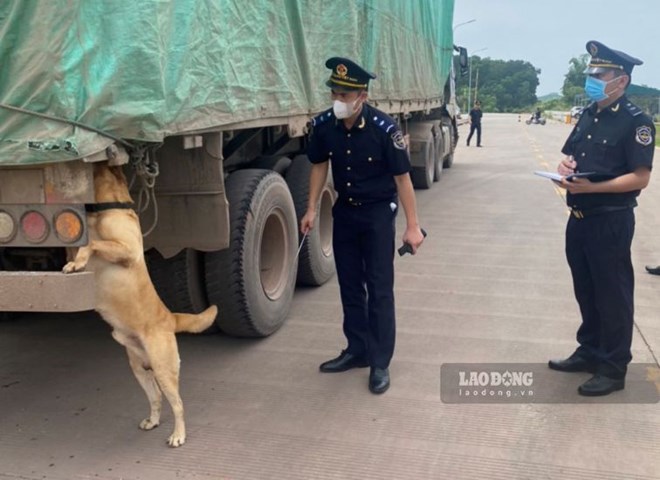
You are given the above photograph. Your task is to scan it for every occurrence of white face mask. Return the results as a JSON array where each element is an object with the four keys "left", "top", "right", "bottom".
[{"left": 333, "top": 98, "right": 359, "bottom": 119}]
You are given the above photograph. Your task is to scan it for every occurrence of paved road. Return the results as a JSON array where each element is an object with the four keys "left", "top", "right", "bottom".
[{"left": 1, "top": 114, "right": 659, "bottom": 479}]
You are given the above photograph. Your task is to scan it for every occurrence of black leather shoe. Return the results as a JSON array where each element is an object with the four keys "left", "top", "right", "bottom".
[
  {"left": 368, "top": 368, "right": 390, "bottom": 394},
  {"left": 578, "top": 374, "right": 625, "bottom": 396},
  {"left": 548, "top": 353, "right": 597, "bottom": 373},
  {"left": 645, "top": 265, "right": 660, "bottom": 275},
  {"left": 319, "top": 351, "right": 368, "bottom": 373}
]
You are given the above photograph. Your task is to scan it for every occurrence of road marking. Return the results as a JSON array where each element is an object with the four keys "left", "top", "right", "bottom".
[{"left": 523, "top": 124, "right": 567, "bottom": 202}]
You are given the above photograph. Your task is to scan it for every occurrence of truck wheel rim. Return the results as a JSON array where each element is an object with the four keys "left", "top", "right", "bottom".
[
  {"left": 260, "top": 207, "right": 289, "bottom": 300},
  {"left": 319, "top": 189, "right": 334, "bottom": 257}
]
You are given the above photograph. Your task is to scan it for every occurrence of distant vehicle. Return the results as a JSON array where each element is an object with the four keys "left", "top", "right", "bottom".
[
  {"left": 570, "top": 106, "right": 584, "bottom": 118},
  {"left": 526, "top": 115, "right": 546, "bottom": 125}
]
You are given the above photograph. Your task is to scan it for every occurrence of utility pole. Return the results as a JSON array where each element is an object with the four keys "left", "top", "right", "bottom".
[
  {"left": 467, "top": 58, "right": 472, "bottom": 111},
  {"left": 474, "top": 68, "right": 480, "bottom": 104},
  {"left": 467, "top": 48, "right": 487, "bottom": 109},
  {"left": 453, "top": 19, "right": 476, "bottom": 114}
]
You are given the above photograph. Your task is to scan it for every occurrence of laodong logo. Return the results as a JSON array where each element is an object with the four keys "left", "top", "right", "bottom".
[{"left": 458, "top": 370, "right": 534, "bottom": 388}]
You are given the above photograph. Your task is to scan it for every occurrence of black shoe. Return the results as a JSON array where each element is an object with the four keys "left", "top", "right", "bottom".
[
  {"left": 368, "top": 367, "right": 390, "bottom": 394},
  {"left": 319, "top": 351, "right": 368, "bottom": 373},
  {"left": 645, "top": 265, "right": 660, "bottom": 275},
  {"left": 578, "top": 374, "right": 625, "bottom": 396},
  {"left": 477, "top": 145, "right": 482, "bottom": 147},
  {"left": 548, "top": 352, "right": 597, "bottom": 373}
]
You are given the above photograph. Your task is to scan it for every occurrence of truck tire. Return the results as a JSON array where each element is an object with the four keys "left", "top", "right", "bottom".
[
  {"left": 251, "top": 156, "right": 292, "bottom": 176},
  {"left": 433, "top": 129, "right": 444, "bottom": 182},
  {"left": 443, "top": 124, "right": 456, "bottom": 168},
  {"left": 285, "top": 154, "right": 336, "bottom": 286},
  {"left": 204, "top": 169, "right": 297, "bottom": 337},
  {"left": 410, "top": 139, "right": 435, "bottom": 189},
  {"left": 145, "top": 248, "right": 210, "bottom": 314}
]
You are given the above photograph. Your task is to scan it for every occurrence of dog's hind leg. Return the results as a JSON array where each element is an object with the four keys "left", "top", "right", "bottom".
[
  {"left": 145, "top": 332, "right": 186, "bottom": 447},
  {"left": 113, "top": 330, "right": 162, "bottom": 431}
]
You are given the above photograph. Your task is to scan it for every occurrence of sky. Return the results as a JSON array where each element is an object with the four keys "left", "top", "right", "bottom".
[{"left": 452, "top": 0, "right": 660, "bottom": 96}]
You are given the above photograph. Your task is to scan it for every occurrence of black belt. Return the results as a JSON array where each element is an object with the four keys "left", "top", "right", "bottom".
[
  {"left": 570, "top": 205, "right": 632, "bottom": 219},
  {"left": 339, "top": 198, "right": 394, "bottom": 207}
]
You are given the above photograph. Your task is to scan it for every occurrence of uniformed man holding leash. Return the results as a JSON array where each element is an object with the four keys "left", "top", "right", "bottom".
[{"left": 301, "top": 57, "right": 425, "bottom": 394}]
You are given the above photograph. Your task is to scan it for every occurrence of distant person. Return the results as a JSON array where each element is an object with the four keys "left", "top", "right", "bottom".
[
  {"left": 301, "top": 57, "right": 425, "bottom": 394},
  {"left": 549, "top": 41, "right": 655, "bottom": 396},
  {"left": 466, "top": 101, "right": 482, "bottom": 147},
  {"left": 533, "top": 107, "right": 542, "bottom": 121}
]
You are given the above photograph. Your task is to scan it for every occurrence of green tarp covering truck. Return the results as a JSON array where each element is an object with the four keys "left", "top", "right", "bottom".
[{"left": 0, "top": 0, "right": 462, "bottom": 335}]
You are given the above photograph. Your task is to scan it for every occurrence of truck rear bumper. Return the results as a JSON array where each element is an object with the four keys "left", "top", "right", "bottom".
[{"left": 0, "top": 271, "right": 95, "bottom": 312}]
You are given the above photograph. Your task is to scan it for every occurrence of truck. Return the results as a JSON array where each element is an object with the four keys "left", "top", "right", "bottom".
[{"left": 0, "top": 0, "right": 464, "bottom": 336}]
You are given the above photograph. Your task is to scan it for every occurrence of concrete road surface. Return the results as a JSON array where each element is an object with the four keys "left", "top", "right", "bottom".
[{"left": 1, "top": 114, "right": 659, "bottom": 480}]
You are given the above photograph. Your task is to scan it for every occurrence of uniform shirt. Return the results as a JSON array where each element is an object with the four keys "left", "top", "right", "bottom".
[
  {"left": 469, "top": 108, "right": 482, "bottom": 125},
  {"left": 561, "top": 95, "right": 655, "bottom": 209},
  {"left": 307, "top": 103, "right": 411, "bottom": 205}
]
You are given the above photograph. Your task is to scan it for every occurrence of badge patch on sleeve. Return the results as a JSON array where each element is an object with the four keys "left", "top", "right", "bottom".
[
  {"left": 635, "top": 126, "right": 653, "bottom": 146},
  {"left": 391, "top": 131, "right": 407, "bottom": 150}
]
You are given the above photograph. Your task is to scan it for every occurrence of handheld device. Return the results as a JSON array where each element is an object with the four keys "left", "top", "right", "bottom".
[{"left": 398, "top": 228, "right": 427, "bottom": 256}]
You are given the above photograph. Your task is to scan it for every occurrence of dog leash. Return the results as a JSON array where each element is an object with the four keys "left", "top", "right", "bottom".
[{"left": 295, "top": 231, "right": 308, "bottom": 261}]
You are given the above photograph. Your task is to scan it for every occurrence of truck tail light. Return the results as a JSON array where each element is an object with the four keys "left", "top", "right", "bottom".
[
  {"left": 0, "top": 210, "right": 17, "bottom": 242},
  {"left": 54, "top": 210, "right": 83, "bottom": 243},
  {"left": 21, "top": 211, "right": 49, "bottom": 243}
]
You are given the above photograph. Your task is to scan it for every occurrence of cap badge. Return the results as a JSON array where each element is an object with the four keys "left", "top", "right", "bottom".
[
  {"left": 336, "top": 64, "right": 348, "bottom": 77},
  {"left": 589, "top": 43, "right": 598, "bottom": 56}
]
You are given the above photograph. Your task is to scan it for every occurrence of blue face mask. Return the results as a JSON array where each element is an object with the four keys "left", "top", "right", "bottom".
[{"left": 584, "top": 76, "right": 617, "bottom": 102}]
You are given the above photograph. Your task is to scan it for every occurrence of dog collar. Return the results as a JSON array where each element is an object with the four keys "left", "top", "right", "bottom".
[{"left": 85, "top": 202, "right": 134, "bottom": 213}]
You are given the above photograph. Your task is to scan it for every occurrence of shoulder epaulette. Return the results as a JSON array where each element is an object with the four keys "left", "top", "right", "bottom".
[
  {"left": 311, "top": 108, "right": 334, "bottom": 127},
  {"left": 622, "top": 100, "right": 643, "bottom": 117},
  {"left": 370, "top": 113, "right": 399, "bottom": 134}
]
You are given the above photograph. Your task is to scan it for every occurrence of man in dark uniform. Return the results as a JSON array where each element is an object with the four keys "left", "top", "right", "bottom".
[
  {"left": 300, "top": 57, "right": 425, "bottom": 394},
  {"left": 549, "top": 41, "right": 655, "bottom": 396},
  {"left": 466, "top": 101, "right": 482, "bottom": 147}
]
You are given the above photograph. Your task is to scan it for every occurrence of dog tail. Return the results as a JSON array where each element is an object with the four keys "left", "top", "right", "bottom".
[{"left": 174, "top": 305, "right": 218, "bottom": 333}]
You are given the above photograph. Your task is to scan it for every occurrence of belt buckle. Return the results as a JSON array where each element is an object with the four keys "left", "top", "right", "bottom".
[{"left": 572, "top": 209, "right": 584, "bottom": 219}]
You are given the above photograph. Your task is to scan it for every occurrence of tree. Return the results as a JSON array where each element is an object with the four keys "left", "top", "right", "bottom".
[
  {"left": 455, "top": 56, "right": 540, "bottom": 113},
  {"left": 561, "top": 54, "right": 589, "bottom": 106}
]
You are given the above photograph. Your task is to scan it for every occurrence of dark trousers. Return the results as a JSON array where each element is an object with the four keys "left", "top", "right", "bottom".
[
  {"left": 467, "top": 123, "right": 481, "bottom": 146},
  {"left": 565, "top": 209, "right": 635, "bottom": 378},
  {"left": 332, "top": 201, "right": 397, "bottom": 368}
]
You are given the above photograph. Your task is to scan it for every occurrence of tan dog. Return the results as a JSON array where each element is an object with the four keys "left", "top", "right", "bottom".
[{"left": 63, "top": 162, "right": 217, "bottom": 447}]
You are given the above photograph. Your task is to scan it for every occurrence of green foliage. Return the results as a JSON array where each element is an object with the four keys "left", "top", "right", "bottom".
[
  {"left": 627, "top": 85, "right": 660, "bottom": 116},
  {"left": 454, "top": 56, "right": 540, "bottom": 113},
  {"left": 561, "top": 54, "right": 589, "bottom": 104},
  {"left": 540, "top": 97, "right": 571, "bottom": 111}
]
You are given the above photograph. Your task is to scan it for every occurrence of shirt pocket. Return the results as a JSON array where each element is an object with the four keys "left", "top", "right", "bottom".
[
  {"left": 590, "top": 132, "right": 620, "bottom": 158},
  {"left": 356, "top": 154, "right": 384, "bottom": 176}
]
